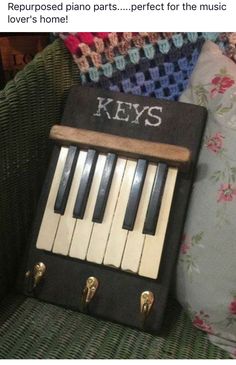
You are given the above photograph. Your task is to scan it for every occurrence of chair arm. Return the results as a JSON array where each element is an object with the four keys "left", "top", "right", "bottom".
[{"left": 0, "top": 39, "right": 80, "bottom": 300}]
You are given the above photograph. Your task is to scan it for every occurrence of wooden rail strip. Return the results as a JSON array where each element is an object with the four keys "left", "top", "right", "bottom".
[{"left": 50, "top": 125, "right": 191, "bottom": 171}]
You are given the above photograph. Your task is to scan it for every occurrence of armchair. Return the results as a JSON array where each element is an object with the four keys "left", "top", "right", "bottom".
[{"left": 0, "top": 39, "right": 229, "bottom": 359}]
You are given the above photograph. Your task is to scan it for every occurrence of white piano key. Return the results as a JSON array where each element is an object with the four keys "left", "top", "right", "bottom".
[
  {"left": 121, "top": 164, "right": 156, "bottom": 273},
  {"left": 103, "top": 160, "right": 136, "bottom": 268},
  {"left": 138, "top": 167, "right": 178, "bottom": 279},
  {"left": 69, "top": 154, "right": 106, "bottom": 260},
  {"left": 52, "top": 150, "right": 87, "bottom": 255},
  {"left": 36, "top": 147, "right": 68, "bottom": 251},
  {"left": 86, "top": 158, "right": 127, "bottom": 264}
]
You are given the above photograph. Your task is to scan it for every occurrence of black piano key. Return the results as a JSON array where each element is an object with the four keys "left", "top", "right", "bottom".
[
  {"left": 54, "top": 146, "right": 79, "bottom": 214},
  {"left": 122, "top": 159, "right": 148, "bottom": 231},
  {"left": 92, "top": 153, "right": 117, "bottom": 223},
  {"left": 73, "top": 149, "right": 98, "bottom": 219},
  {"left": 143, "top": 163, "right": 168, "bottom": 235}
]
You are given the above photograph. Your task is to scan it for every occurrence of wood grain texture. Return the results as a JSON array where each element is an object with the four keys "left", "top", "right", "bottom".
[{"left": 50, "top": 125, "right": 191, "bottom": 171}]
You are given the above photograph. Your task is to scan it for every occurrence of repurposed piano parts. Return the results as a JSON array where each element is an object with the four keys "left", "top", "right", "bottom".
[{"left": 20, "top": 86, "right": 207, "bottom": 333}]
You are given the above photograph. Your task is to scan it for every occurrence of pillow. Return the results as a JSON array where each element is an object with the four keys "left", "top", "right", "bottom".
[{"left": 176, "top": 41, "right": 236, "bottom": 358}]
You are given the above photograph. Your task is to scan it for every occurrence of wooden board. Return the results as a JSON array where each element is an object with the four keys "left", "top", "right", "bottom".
[
  {"left": 50, "top": 125, "right": 191, "bottom": 171},
  {"left": 19, "top": 85, "right": 207, "bottom": 333}
]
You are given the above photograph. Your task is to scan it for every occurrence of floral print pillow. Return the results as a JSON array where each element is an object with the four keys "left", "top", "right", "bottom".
[{"left": 176, "top": 41, "right": 236, "bottom": 358}]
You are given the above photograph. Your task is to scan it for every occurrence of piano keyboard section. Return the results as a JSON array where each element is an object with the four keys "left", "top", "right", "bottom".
[
  {"left": 36, "top": 146, "right": 178, "bottom": 279},
  {"left": 138, "top": 167, "right": 177, "bottom": 279},
  {"left": 36, "top": 147, "right": 68, "bottom": 251},
  {"left": 54, "top": 146, "right": 79, "bottom": 215},
  {"left": 73, "top": 149, "right": 98, "bottom": 219},
  {"left": 122, "top": 159, "right": 148, "bottom": 231},
  {"left": 69, "top": 154, "right": 106, "bottom": 260},
  {"left": 143, "top": 163, "right": 168, "bottom": 235},
  {"left": 103, "top": 160, "right": 136, "bottom": 268},
  {"left": 92, "top": 153, "right": 117, "bottom": 224},
  {"left": 52, "top": 150, "right": 87, "bottom": 255},
  {"left": 87, "top": 157, "right": 126, "bottom": 264},
  {"left": 121, "top": 163, "right": 156, "bottom": 274}
]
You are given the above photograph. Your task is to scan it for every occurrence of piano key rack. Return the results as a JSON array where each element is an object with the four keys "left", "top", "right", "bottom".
[{"left": 18, "top": 86, "right": 207, "bottom": 333}]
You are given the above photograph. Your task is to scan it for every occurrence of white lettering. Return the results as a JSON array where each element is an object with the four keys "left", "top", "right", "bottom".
[
  {"left": 93, "top": 97, "right": 113, "bottom": 119},
  {"left": 145, "top": 107, "right": 163, "bottom": 127},
  {"left": 131, "top": 104, "right": 149, "bottom": 124},
  {"left": 113, "top": 101, "right": 132, "bottom": 121},
  {"left": 93, "top": 97, "right": 163, "bottom": 128}
]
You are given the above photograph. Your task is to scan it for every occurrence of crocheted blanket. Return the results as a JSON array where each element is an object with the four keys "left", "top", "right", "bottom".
[{"left": 59, "top": 32, "right": 231, "bottom": 101}]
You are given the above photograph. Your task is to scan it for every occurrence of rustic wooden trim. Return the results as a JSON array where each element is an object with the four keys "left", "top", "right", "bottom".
[{"left": 50, "top": 125, "right": 191, "bottom": 170}]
